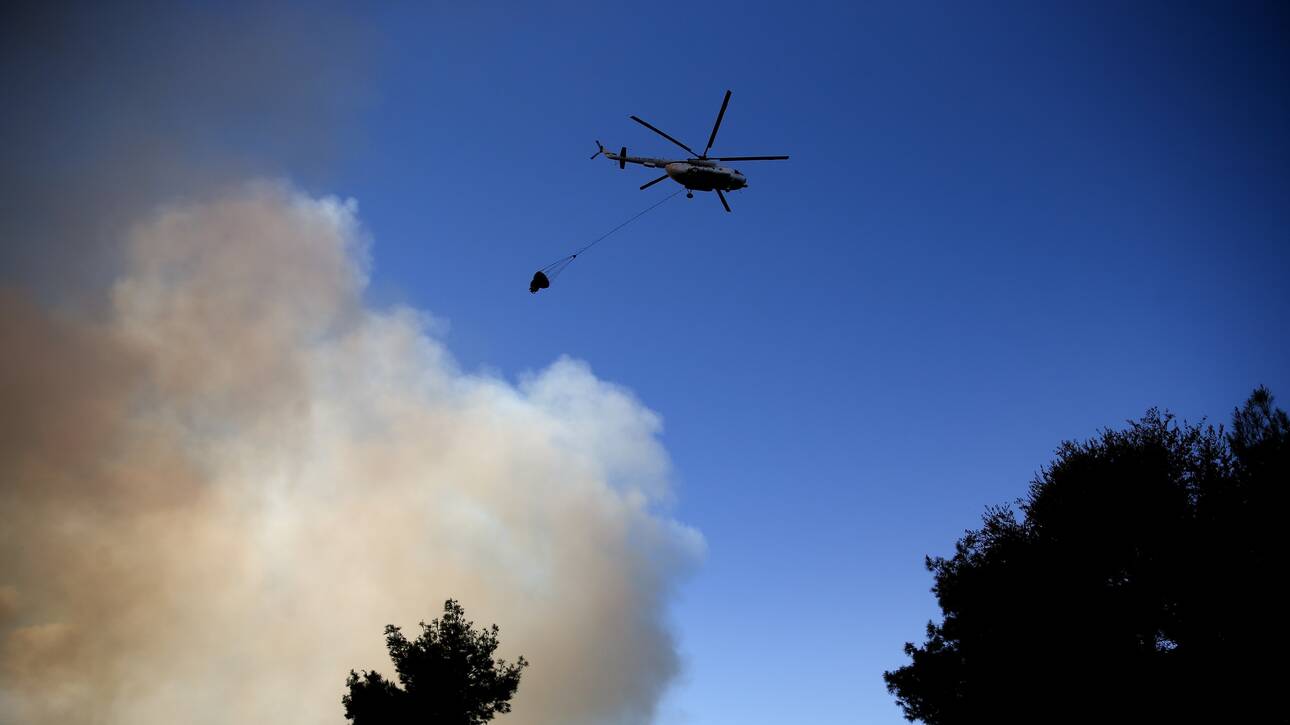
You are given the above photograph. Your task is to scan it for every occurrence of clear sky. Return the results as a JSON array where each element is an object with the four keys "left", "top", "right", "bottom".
[
  {"left": 4, "top": 2, "right": 1287, "bottom": 723},
  {"left": 328, "top": 3, "right": 1288, "bottom": 722}
]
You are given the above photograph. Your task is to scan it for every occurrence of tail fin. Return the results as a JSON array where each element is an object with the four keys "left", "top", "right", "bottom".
[{"left": 590, "top": 141, "right": 605, "bottom": 160}]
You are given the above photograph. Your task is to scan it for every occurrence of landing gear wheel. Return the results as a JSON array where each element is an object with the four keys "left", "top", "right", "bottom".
[{"left": 686, "top": 191, "right": 694, "bottom": 198}]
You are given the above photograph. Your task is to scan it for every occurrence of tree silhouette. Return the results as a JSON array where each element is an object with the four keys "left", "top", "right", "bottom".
[
  {"left": 343, "top": 600, "right": 528, "bottom": 725},
  {"left": 884, "top": 388, "right": 1286, "bottom": 722}
]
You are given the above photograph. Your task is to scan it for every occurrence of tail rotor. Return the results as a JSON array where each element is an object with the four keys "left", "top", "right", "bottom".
[{"left": 591, "top": 141, "right": 628, "bottom": 169}]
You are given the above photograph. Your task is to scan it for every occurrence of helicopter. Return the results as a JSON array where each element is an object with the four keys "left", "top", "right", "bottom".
[{"left": 591, "top": 90, "right": 789, "bottom": 212}]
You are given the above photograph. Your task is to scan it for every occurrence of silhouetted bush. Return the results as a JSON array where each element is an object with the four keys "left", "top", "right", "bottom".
[
  {"left": 885, "top": 388, "right": 1287, "bottom": 722},
  {"left": 343, "top": 599, "right": 528, "bottom": 725}
]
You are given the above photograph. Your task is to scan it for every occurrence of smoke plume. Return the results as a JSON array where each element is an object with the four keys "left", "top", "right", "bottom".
[{"left": 0, "top": 182, "right": 703, "bottom": 724}]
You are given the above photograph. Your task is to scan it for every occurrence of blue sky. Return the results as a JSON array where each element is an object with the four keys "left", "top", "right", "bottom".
[
  {"left": 6, "top": 1, "right": 1284, "bottom": 722},
  {"left": 301, "top": 4, "right": 1288, "bottom": 721},
  {"left": 309, "top": 2, "right": 1290, "bottom": 722}
]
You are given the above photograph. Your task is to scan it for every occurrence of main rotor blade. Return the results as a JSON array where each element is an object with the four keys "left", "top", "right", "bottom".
[
  {"left": 710, "top": 155, "right": 790, "bottom": 161},
  {"left": 703, "top": 90, "right": 732, "bottom": 158},
  {"left": 716, "top": 189, "right": 732, "bottom": 213},
  {"left": 629, "top": 115, "right": 699, "bottom": 157},
  {"left": 639, "top": 173, "right": 670, "bottom": 190}
]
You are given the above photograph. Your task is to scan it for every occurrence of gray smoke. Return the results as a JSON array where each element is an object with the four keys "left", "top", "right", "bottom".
[
  {"left": 0, "top": 182, "right": 703, "bottom": 724},
  {"left": 0, "top": 4, "right": 702, "bottom": 722}
]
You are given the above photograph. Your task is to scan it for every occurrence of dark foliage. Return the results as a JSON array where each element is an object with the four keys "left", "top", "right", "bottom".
[
  {"left": 884, "top": 388, "right": 1287, "bottom": 722},
  {"left": 343, "top": 600, "right": 528, "bottom": 725}
]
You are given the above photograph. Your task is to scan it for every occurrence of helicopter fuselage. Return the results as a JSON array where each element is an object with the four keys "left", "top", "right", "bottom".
[
  {"left": 602, "top": 150, "right": 747, "bottom": 192},
  {"left": 664, "top": 160, "right": 746, "bottom": 191}
]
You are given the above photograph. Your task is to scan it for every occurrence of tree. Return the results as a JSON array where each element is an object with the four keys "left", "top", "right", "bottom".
[
  {"left": 884, "top": 388, "right": 1287, "bottom": 723},
  {"left": 343, "top": 600, "right": 529, "bottom": 725}
]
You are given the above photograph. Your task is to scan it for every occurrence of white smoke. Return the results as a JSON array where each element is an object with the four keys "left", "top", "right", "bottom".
[{"left": 0, "top": 181, "right": 703, "bottom": 724}]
